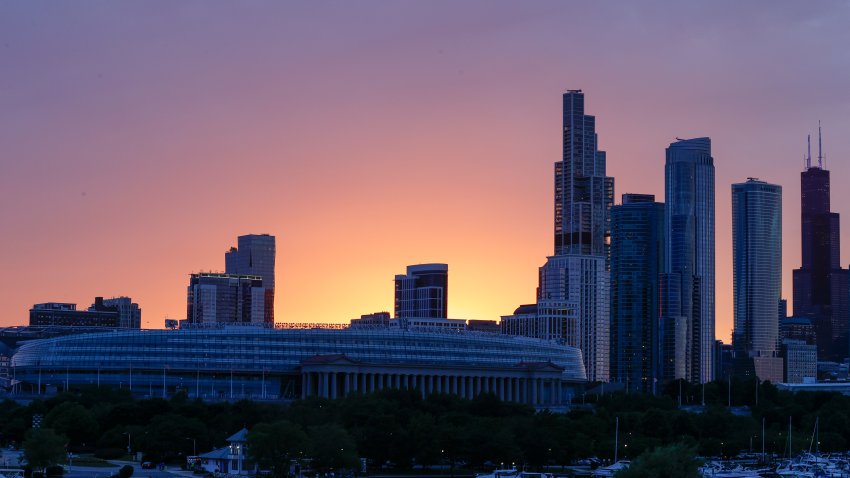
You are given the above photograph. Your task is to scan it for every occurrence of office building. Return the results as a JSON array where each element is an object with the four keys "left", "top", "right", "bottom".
[
  {"left": 782, "top": 339, "right": 817, "bottom": 384},
  {"left": 29, "top": 301, "right": 120, "bottom": 328},
  {"left": 186, "top": 273, "right": 267, "bottom": 325},
  {"left": 501, "top": 302, "right": 579, "bottom": 343},
  {"left": 226, "top": 234, "right": 276, "bottom": 323},
  {"left": 792, "top": 127, "right": 850, "bottom": 362},
  {"left": 610, "top": 194, "right": 665, "bottom": 392},
  {"left": 731, "top": 179, "right": 783, "bottom": 383},
  {"left": 661, "top": 137, "right": 715, "bottom": 383},
  {"left": 394, "top": 263, "right": 448, "bottom": 319},
  {"left": 539, "top": 255, "right": 609, "bottom": 381},
  {"left": 781, "top": 316, "right": 817, "bottom": 345},
  {"left": 94, "top": 297, "right": 141, "bottom": 329}
]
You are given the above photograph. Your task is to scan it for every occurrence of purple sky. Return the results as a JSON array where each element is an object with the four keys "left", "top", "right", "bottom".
[{"left": 2, "top": 1, "right": 850, "bottom": 341}]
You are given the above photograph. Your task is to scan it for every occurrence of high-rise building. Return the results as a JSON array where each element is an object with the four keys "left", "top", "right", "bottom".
[
  {"left": 731, "top": 179, "right": 783, "bottom": 383},
  {"left": 554, "top": 90, "right": 615, "bottom": 258},
  {"left": 792, "top": 127, "right": 850, "bottom": 362},
  {"left": 225, "top": 234, "right": 276, "bottom": 322},
  {"left": 536, "top": 90, "right": 613, "bottom": 383},
  {"left": 186, "top": 273, "right": 267, "bottom": 325},
  {"left": 610, "top": 193, "right": 665, "bottom": 392},
  {"left": 539, "top": 255, "right": 609, "bottom": 382},
  {"left": 661, "top": 137, "right": 715, "bottom": 383},
  {"left": 394, "top": 264, "right": 448, "bottom": 319},
  {"left": 93, "top": 297, "right": 141, "bottom": 329}
]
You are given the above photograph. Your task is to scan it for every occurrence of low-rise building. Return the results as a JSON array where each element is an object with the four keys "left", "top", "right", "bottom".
[{"left": 782, "top": 339, "right": 817, "bottom": 384}]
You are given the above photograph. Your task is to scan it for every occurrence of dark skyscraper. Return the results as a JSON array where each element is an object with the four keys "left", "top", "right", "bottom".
[
  {"left": 394, "top": 263, "right": 448, "bottom": 319},
  {"left": 226, "top": 234, "right": 276, "bottom": 323},
  {"left": 610, "top": 193, "right": 665, "bottom": 392},
  {"left": 731, "top": 179, "right": 783, "bottom": 383},
  {"left": 662, "top": 137, "right": 715, "bottom": 383},
  {"left": 554, "top": 90, "right": 614, "bottom": 258},
  {"left": 792, "top": 127, "right": 849, "bottom": 362}
]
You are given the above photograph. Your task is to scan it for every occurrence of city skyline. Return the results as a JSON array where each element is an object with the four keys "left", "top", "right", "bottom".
[{"left": 3, "top": 3, "right": 850, "bottom": 341}]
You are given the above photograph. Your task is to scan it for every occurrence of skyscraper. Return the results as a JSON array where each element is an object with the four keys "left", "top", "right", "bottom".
[
  {"left": 225, "top": 234, "right": 276, "bottom": 322},
  {"left": 792, "top": 127, "right": 849, "bottom": 362},
  {"left": 539, "top": 90, "right": 614, "bottom": 382},
  {"left": 554, "top": 91, "right": 615, "bottom": 258},
  {"left": 732, "top": 179, "right": 783, "bottom": 383},
  {"left": 394, "top": 263, "right": 448, "bottom": 319},
  {"left": 610, "top": 194, "right": 665, "bottom": 392},
  {"left": 661, "top": 137, "right": 715, "bottom": 383}
]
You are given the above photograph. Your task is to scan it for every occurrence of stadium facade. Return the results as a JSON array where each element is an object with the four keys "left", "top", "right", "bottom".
[{"left": 9, "top": 326, "right": 586, "bottom": 407}]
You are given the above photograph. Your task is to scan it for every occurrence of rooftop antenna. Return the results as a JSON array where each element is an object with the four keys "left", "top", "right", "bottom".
[
  {"left": 807, "top": 134, "right": 812, "bottom": 170},
  {"left": 818, "top": 120, "right": 823, "bottom": 169}
]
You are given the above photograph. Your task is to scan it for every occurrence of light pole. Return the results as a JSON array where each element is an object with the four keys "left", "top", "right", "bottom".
[{"left": 123, "top": 432, "right": 131, "bottom": 455}]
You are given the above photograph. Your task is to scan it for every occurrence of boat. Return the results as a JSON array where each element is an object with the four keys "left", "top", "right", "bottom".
[
  {"left": 591, "top": 460, "right": 630, "bottom": 477},
  {"left": 475, "top": 469, "right": 520, "bottom": 478}
]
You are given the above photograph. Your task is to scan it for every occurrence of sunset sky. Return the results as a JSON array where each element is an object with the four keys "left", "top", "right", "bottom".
[{"left": 2, "top": 2, "right": 850, "bottom": 342}]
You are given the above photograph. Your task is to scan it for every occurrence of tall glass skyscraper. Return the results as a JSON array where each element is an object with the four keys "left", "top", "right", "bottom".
[
  {"left": 792, "top": 129, "right": 849, "bottom": 362},
  {"left": 225, "top": 234, "right": 276, "bottom": 323},
  {"left": 539, "top": 90, "right": 614, "bottom": 382},
  {"left": 554, "top": 91, "right": 615, "bottom": 257},
  {"left": 662, "top": 137, "right": 715, "bottom": 383},
  {"left": 610, "top": 194, "right": 665, "bottom": 392},
  {"left": 732, "top": 179, "right": 783, "bottom": 383}
]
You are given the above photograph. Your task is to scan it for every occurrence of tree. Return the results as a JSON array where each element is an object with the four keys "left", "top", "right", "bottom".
[
  {"left": 23, "top": 428, "right": 68, "bottom": 475},
  {"left": 44, "top": 402, "right": 99, "bottom": 447},
  {"left": 247, "top": 421, "right": 308, "bottom": 478},
  {"left": 615, "top": 444, "right": 701, "bottom": 478},
  {"left": 307, "top": 424, "right": 359, "bottom": 472}
]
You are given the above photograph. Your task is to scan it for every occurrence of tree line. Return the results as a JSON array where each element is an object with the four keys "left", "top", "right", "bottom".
[{"left": 1, "top": 378, "right": 849, "bottom": 475}]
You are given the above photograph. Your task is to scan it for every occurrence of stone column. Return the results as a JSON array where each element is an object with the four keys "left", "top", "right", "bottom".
[
  {"left": 321, "top": 372, "right": 329, "bottom": 398},
  {"left": 330, "top": 372, "right": 338, "bottom": 399},
  {"left": 531, "top": 378, "right": 538, "bottom": 405}
]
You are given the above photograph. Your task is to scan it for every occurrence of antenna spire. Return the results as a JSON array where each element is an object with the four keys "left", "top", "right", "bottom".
[
  {"left": 818, "top": 120, "right": 823, "bottom": 169},
  {"left": 807, "top": 134, "right": 812, "bottom": 170}
]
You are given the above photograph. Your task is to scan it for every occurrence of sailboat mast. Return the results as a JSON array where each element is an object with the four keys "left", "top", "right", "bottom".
[{"left": 614, "top": 416, "right": 619, "bottom": 463}]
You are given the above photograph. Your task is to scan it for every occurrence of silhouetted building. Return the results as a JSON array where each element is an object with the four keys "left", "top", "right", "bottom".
[
  {"left": 610, "top": 193, "right": 665, "bottom": 392},
  {"left": 792, "top": 127, "right": 850, "bottom": 362},
  {"left": 466, "top": 320, "right": 500, "bottom": 333},
  {"left": 350, "top": 312, "right": 391, "bottom": 327},
  {"left": 713, "top": 340, "right": 734, "bottom": 381},
  {"left": 661, "top": 137, "right": 715, "bottom": 383},
  {"left": 29, "top": 301, "right": 120, "bottom": 328},
  {"left": 93, "top": 297, "right": 141, "bottom": 329},
  {"left": 394, "top": 264, "right": 448, "bottom": 319},
  {"left": 186, "top": 273, "right": 267, "bottom": 325},
  {"left": 732, "top": 179, "right": 783, "bottom": 383},
  {"left": 226, "top": 234, "right": 276, "bottom": 322},
  {"left": 781, "top": 316, "right": 817, "bottom": 345}
]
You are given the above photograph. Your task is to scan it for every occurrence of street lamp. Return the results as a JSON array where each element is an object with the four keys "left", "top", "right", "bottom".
[{"left": 123, "top": 432, "right": 131, "bottom": 455}]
